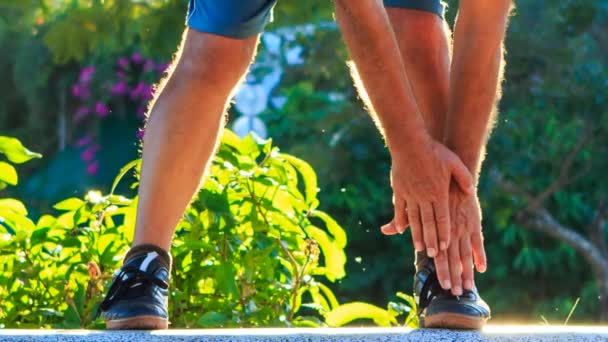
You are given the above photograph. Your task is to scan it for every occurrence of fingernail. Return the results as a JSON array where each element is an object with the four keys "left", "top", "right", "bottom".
[
  {"left": 453, "top": 286, "right": 463, "bottom": 296},
  {"left": 443, "top": 279, "right": 452, "bottom": 289},
  {"left": 398, "top": 227, "right": 404, "bottom": 235},
  {"left": 427, "top": 248, "right": 437, "bottom": 257},
  {"left": 440, "top": 241, "right": 447, "bottom": 250},
  {"left": 464, "top": 280, "right": 473, "bottom": 290},
  {"left": 478, "top": 264, "right": 487, "bottom": 273},
  {"left": 415, "top": 242, "right": 424, "bottom": 252}
]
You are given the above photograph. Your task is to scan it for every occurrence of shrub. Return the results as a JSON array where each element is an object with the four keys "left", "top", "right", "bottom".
[{"left": 0, "top": 132, "right": 415, "bottom": 328}]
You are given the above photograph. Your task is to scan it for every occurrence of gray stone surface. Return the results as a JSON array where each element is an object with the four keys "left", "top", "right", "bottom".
[{"left": 1, "top": 326, "right": 607, "bottom": 342}]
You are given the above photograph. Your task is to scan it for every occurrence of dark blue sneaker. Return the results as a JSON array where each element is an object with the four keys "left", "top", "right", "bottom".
[
  {"left": 414, "top": 257, "right": 490, "bottom": 329},
  {"left": 97, "top": 248, "right": 171, "bottom": 329}
]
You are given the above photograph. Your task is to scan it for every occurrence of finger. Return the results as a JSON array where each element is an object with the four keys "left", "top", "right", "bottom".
[
  {"left": 381, "top": 220, "right": 400, "bottom": 235},
  {"left": 393, "top": 196, "right": 407, "bottom": 234},
  {"left": 434, "top": 250, "right": 452, "bottom": 290},
  {"left": 407, "top": 201, "right": 424, "bottom": 252},
  {"left": 448, "top": 240, "right": 463, "bottom": 296},
  {"left": 460, "top": 236, "right": 475, "bottom": 291},
  {"left": 433, "top": 201, "right": 450, "bottom": 251},
  {"left": 472, "top": 229, "right": 487, "bottom": 273},
  {"left": 420, "top": 202, "right": 438, "bottom": 257},
  {"left": 448, "top": 154, "right": 475, "bottom": 195}
]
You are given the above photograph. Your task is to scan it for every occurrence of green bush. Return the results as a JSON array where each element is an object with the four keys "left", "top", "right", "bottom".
[{"left": 0, "top": 132, "right": 416, "bottom": 329}]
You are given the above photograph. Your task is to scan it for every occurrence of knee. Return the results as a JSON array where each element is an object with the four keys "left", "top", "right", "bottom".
[
  {"left": 173, "top": 29, "right": 258, "bottom": 86},
  {"left": 389, "top": 9, "right": 448, "bottom": 50}
]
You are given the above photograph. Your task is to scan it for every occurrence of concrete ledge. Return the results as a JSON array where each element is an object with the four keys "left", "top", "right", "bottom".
[{"left": 2, "top": 326, "right": 608, "bottom": 342}]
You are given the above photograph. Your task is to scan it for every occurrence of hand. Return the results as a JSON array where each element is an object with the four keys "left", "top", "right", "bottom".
[
  {"left": 434, "top": 183, "right": 487, "bottom": 295},
  {"left": 381, "top": 182, "right": 487, "bottom": 293},
  {"left": 384, "top": 136, "right": 474, "bottom": 257}
]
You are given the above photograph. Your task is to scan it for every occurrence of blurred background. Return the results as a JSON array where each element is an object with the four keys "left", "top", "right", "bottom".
[{"left": 1, "top": 0, "right": 607, "bottom": 323}]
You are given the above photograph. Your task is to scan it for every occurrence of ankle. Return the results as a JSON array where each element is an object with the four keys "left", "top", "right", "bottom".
[{"left": 125, "top": 244, "right": 172, "bottom": 270}]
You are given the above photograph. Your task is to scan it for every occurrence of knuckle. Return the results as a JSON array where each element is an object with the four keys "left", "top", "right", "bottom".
[
  {"left": 435, "top": 252, "right": 447, "bottom": 262},
  {"left": 435, "top": 213, "right": 449, "bottom": 224},
  {"left": 421, "top": 218, "right": 436, "bottom": 226}
]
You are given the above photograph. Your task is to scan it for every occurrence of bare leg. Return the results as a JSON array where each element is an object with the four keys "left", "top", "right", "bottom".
[
  {"left": 384, "top": 8, "right": 465, "bottom": 293},
  {"left": 385, "top": 8, "right": 451, "bottom": 141},
  {"left": 133, "top": 29, "right": 259, "bottom": 250}
]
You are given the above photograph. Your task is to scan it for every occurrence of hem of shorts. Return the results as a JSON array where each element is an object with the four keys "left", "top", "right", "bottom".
[
  {"left": 384, "top": 2, "right": 444, "bottom": 18},
  {"left": 186, "top": 21, "right": 263, "bottom": 39}
]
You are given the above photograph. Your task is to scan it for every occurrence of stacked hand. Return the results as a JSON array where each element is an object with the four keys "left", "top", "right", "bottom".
[{"left": 381, "top": 136, "right": 487, "bottom": 295}]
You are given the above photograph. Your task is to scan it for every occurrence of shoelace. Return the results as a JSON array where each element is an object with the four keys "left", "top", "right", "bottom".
[
  {"left": 418, "top": 270, "right": 442, "bottom": 312},
  {"left": 95, "top": 265, "right": 169, "bottom": 319},
  {"left": 418, "top": 270, "right": 478, "bottom": 314}
]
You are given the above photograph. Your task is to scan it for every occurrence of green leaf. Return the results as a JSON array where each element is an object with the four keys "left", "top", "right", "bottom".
[
  {"left": 241, "top": 134, "right": 262, "bottom": 158},
  {"left": 325, "top": 302, "right": 397, "bottom": 327},
  {"left": 216, "top": 263, "right": 238, "bottom": 297},
  {"left": 198, "top": 311, "right": 228, "bottom": 327},
  {"left": 0, "top": 161, "right": 18, "bottom": 185},
  {"left": 53, "top": 198, "right": 85, "bottom": 211},
  {"left": 310, "top": 210, "right": 347, "bottom": 248},
  {"left": 317, "top": 282, "right": 340, "bottom": 310},
  {"left": 220, "top": 129, "right": 243, "bottom": 153},
  {"left": 36, "top": 215, "right": 56, "bottom": 229},
  {"left": 280, "top": 154, "right": 318, "bottom": 206},
  {"left": 0, "top": 137, "right": 42, "bottom": 164},
  {"left": 110, "top": 159, "right": 140, "bottom": 194},
  {"left": 107, "top": 195, "right": 133, "bottom": 206},
  {"left": 305, "top": 226, "right": 346, "bottom": 281},
  {"left": 30, "top": 227, "right": 50, "bottom": 245},
  {"left": 0, "top": 199, "right": 28, "bottom": 215},
  {"left": 293, "top": 316, "right": 323, "bottom": 327}
]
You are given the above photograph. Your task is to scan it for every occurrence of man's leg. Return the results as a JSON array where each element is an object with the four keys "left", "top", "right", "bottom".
[
  {"left": 384, "top": 5, "right": 491, "bottom": 329},
  {"left": 97, "top": 0, "right": 278, "bottom": 329},
  {"left": 133, "top": 30, "right": 259, "bottom": 250},
  {"left": 98, "top": 30, "right": 259, "bottom": 330}
]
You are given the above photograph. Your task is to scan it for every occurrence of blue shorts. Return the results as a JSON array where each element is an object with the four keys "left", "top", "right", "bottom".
[{"left": 187, "top": 1, "right": 445, "bottom": 39}]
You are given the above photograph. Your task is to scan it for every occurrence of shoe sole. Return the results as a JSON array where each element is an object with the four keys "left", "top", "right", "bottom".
[
  {"left": 105, "top": 315, "right": 168, "bottom": 330},
  {"left": 423, "top": 313, "right": 487, "bottom": 330}
]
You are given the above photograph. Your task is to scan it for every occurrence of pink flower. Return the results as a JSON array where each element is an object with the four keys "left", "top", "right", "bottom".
[
  {"left": 136, "top": 105, "right": 147, "bottom": 119},
  {"left": 143, "top": 59, "right": 155, "bottom": 72},
  {"left": 71, "top": 84, "right": 90, "bottom": 99},
  {"left": 86, "top": 161, "right": 99, "bottom": 175},
  {"left": 81, "top": 144, "right": 100, "bottom": 162},
  {"left": 95, "top": 102, "right": 110, "bottom": 117},
  {"left": 156, "top": 63, "right": 169, "bottom": 74},
  {"left": 136, "top": 128, "right": 145, "bottom": 140},
  {"left": 117, "top": 57, "right": 129, "bottom": 69},
  {"left": 77, "top": 135, "right": 92, "bottom": 147},
  {"left": 141, "top": 84, "right": 154, "bottom": 100},
  {"left": 130, "top": 82, "right": 146, "bottom": 99},
  {"left": 110, "top": 80, "right": 128, "bottom": 95},
  {"left": 79, "top": 66, "right": 96, "bottom": 83},
  {"left": 131, "top": 52, "right": 143, "bottom": 64},
  {"left": 74, "top": 106, "right": 90, "bottom": 121}
]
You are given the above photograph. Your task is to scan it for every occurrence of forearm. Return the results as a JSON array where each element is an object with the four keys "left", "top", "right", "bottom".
[
  {"left": 334, "top": 0, "right": 429, "bottom": 153},
  {"left": 445, "top": 0, "right": 512, "bottom": 180}
]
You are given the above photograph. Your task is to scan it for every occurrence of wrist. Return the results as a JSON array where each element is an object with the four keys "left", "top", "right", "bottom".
[
  {"left": 445, "top": 140, "right": 482, "bottom": 182},
  {"left": 386, "top": 128, "right": 430, "bottom": 160}
]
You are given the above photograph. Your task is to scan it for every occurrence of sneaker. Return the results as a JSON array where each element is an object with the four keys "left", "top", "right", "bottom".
[
  {"left": 414, "top": 258, "right": 490, "bottom": 329},
  {"left": 97, "top": 249, "right": 171, "bottom": 329}
]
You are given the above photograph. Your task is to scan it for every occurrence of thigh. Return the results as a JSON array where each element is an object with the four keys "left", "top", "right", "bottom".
[
  {"left": 187, "top": 0, "right": 278, "bottom": 39},
  {"left": 384, "top": 0, "right": 445, "bottom": 18}
]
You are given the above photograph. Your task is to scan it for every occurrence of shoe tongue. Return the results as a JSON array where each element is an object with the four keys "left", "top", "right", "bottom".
[
  {"left": 124, "top": 244, "right": 171, "bottom": 270},
  {"left": 415, "top": 252, "right": 435, "bottom": 273},
  {"left": 125, "top": 250, "right": 170, "bottom": 272}
]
